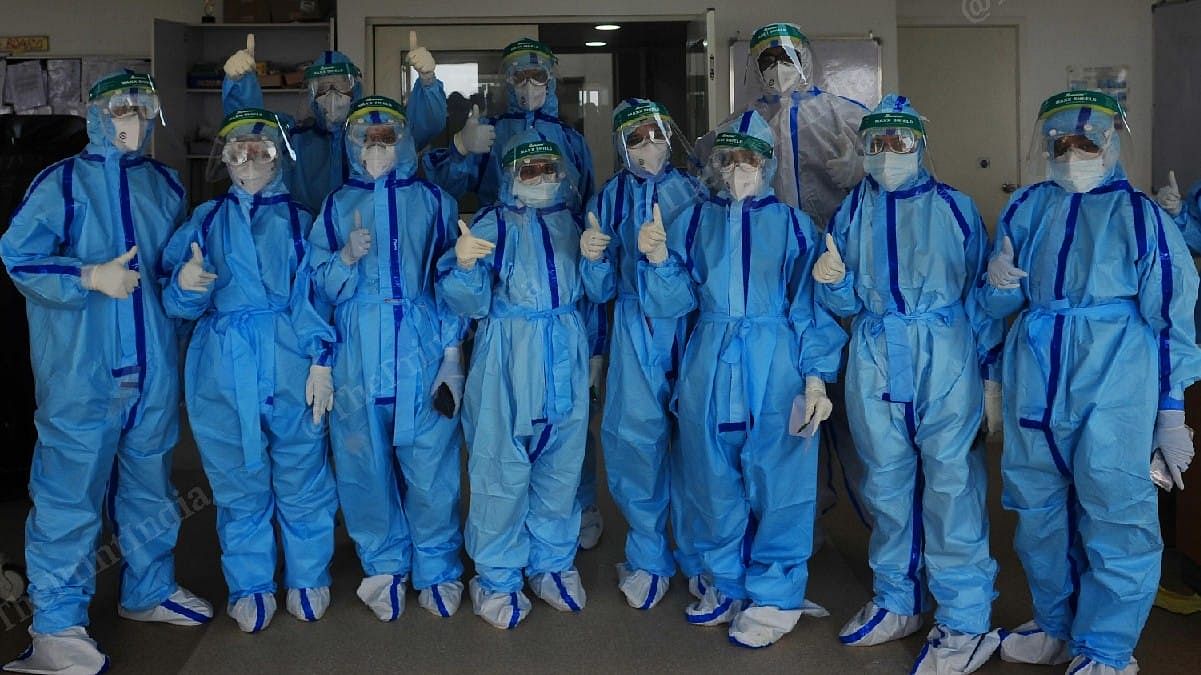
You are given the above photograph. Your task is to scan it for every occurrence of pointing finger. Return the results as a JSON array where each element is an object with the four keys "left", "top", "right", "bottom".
[
  {"left": 247, "top": 34, "right": 255, "bottom": 58},
  {"left": 458, "top": 219, "right": 472, "bottom": 237},
  {"left": 1169, "top": 170, "right": 1179, "bottom": 193},
  {"left": 587, "top": 212, "right": 601, "bottom": 231},
  {"left": 652, "top": 202, "right": 663, "bottom": 228},
  {"left": 824, "top": 233, "right": 839, "bottom": 255},
  {"left": 409, "top": 30, "right": 418, "bottom": 52},
  {"left": 1001, "top": 236, "right": 1014, "bottom": 258},
  {"left": 469, "top": 104, "right": 480, "bottom": 120},
  {"left": 190, "top": 241, "right": 204, "bottom": 262},
  {"left": 117, "top": 246, "right": 139, "bottom": 263}
]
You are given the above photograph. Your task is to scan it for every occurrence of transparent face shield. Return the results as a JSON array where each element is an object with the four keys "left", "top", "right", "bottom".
[
  {"left": 92, "top": 89, "right": 165, "bottom": 154},
  {"left": 305, "top": 65, "right": 360, "bottom": 126},
  {"left": 1024, "top": 91, "right": 1131, "bottom": 184},
  {"left": 501, "top": 40, "right": 558, "bottom": 113},
  {"left": 747, "top": 25, "right": 814, "bottom": 95},
  {"left": 503, "top": 143, "right": 580, "bottom": 209},
  {"left": 617, "top": 113, "right": 697, "bottom": 180},
  {"left": 206, "top": 110, "right": 294, "bottom": 189},
  {"left": 707, "top": 143, "right": 771, "bottom": 200}
]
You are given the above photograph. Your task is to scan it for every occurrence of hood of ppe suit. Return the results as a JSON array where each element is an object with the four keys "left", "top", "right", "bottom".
[
  {"left": 710, "top": 109, "right": 778, "bottom": 198},
  {"left": 502, "top": 39, "right": 560, "bottom": 118},
  {"left": 85, "top": 70, "right": 157, "bottom": 157},
  {"left": 497, "top": 127, "right": 581, "bottom": 210},
  {"left": 307, "top": 51, "right": 363, "bottom": 132},
  {"left": 862, "top": 93, "right": 932, "bottom": 192}
]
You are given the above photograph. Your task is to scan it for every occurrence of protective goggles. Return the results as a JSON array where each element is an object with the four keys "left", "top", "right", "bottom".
[
  {"left": 623, "top": 122, "right": 670, "bottom": 149},
  {"left": 756, "top": 46, "right": 796, "bottom": 73},
  {"left": 507, "top": 67, "right": 551, "bottom": 87},
  {"left": 348, "top": 121, "right": 403, "bottom": 148},
  {"left": 103, "top": 91, "right": 161, "bottom": 120},
  {"left": 308, "top": 74, "right": 356, "bottom": 99},
  {"left": 864, "top": 128, "right": 920, "bottom": 155},
  {"left": 1049, "top": 132, "right": 1105, "bottom": 159},
  {"left": 222, "top": 137, "right": 279, "bottom": 166},
  {"left": 714, "top": 148, "right": 765, "bottom": 169},
  {"left": 515, "top": 159, "right": 560, "bottom": 182}
]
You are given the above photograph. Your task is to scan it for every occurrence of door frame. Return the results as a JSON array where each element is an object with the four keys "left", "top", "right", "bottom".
[
  {"left": 896, "top": 17, "right": 1025, "bottom": 184},
  {"left": 365, "top": 13, "right": 718, "bottom": 128}
]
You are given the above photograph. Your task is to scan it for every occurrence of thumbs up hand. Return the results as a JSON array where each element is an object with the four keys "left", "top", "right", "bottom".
[
  {"left": 455, "top": 219, "right": 496, "bottom": 270},
  {"left": 812, "top": 233, "right": 846, "bottom": 284},
  {"left": 340, "top": 211, "right": 372, "bottom": 265},
  {"left": 453, "top": 104, "right": 497, "bottom": 156},
  {"left": 178, "top": 242, "right": 218, "bottom": 293},
  {"left": 405, "top": 30, "right": 437, "bottom": 84},
  {"left": 1157, "top": 170, "right": 1183, "bottom": 216},
  {"left": 82, "top": 246, "right": 141, "bottom": 299},
  {"left": 580, "top": 212, "right": 611, "bottom": 261},
  {"left": 987, "top": 236, "right": 1027, "bottom": 290},
  {"left": 637, "top": 202, "right": 669, "bottom": 265},
  {"left": 223, "top": 33, "right": 258, "bottom": 79}
]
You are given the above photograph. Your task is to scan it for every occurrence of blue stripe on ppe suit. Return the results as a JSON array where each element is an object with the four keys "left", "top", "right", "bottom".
[
  {"left": 977, "top": 166, "right": 1201, "bottom": 668},
  {"left": 161, "top": 175, "right": 337, "bottom": 602},
  {"left": 223, "top": 50, "right": 447, "bottom": 213},
  {"left": 639, "top": 111, "right": 847, "bottom": 608},
  {"left": 580, "top": 166, "right": 705, "bottom": 578},
  {"left": 308, "top": 123, "right": 466, "bottom": 589},
  {"left": 819, "top": 145, "right": 1001, "bottom": 633},
  {"left": 0, "top": 86, "right": 187, "bottom": 633},
  {"left": 436, "top": 136, "right": 597, "bottom": 592}
]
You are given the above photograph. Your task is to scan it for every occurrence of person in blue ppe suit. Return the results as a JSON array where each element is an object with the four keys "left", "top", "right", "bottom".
[
  {"left": 423, "top": 38, "right": 605, "bottom": 548},
  {"left": 0, "top": 71, "right": 213, "bottom": 675},
  {"left": 980, "top": 90, "right": 1201, "bottom": 675},
  {"left": 161, "top": 108, "right": 340, "bottom": 634},
  {"left": 578, "top": 98, "right": 705, "bottom": 609},
  {"left": 1156, "top": 171, "right": 1201, "bottom": 253},
  {"left": 813, "top": 94, "right": 1002, "bottom": 673},
  {"left": 307, "top": 96, "right": 467, "bottom": 621},
  {"left": 222, "top": 33, "right": 447, "bottom": 214},
  {"left": 639, "top": 109, "right": 847, "bottom": 648},
  {"left": 437, "top": 131, "right": 598, "bottom": 629}
]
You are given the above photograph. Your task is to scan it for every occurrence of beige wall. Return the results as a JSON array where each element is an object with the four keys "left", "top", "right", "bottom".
[
  {"left": 898, "top": 0, "right": 1156, "bottom": 190},
  {"left": 0, "top": 0, "right": 196, "bottom": 57}
]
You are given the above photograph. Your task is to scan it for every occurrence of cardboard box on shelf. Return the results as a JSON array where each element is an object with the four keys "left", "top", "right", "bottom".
[
  {"left": 282, "top": 70, "right": 305, "bottom": 88},
  {"left": 269, "top": 0, "right": 331, "bottom": 23},
  {"left": 258, "top": 72, "right": 284, "bottom": 89},
  {"left": 224, "top": 0, "right": 271, "bottom": 23}
]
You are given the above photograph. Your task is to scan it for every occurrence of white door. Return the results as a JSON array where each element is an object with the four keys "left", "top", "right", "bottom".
[{"left": 897, "top": 25, "right": 1020, "bottom": 232}]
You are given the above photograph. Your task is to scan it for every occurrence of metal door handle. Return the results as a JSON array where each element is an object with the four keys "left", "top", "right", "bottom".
[{"left": 1002, "top": 183, "right": 1018, "bottom": 193}]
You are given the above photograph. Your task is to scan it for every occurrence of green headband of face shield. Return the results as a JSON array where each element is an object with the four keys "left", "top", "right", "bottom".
[
  {"left": 502, "top": 139, "right": 563, "bottom": 168},
  {"left": 1037, "top": 90, "right": 1123, "bottom": 121},
  {"left": 346, "top": 96, "right": 406, "bottom": 125},
  {"left": 859, "top": 111, "right": 925, "bottom": 135},
  {"left": 501, "top": 38, "right": 557, "bottom": 69},
  {"left": 713, "top": 131, "right": 773, "bottom": 159},
  {"left": 87, "top": 72, "right": 157, "bottom": 101},
  {"left": 303, "top": 61, "right": 361, "bottom": 82},
  {"left": 218, "top": 108, "right": 283, "bottom": 139},
  {"left": 749, "top": 23, "right": 809, "bottom": 53},
  {"left": 613, "top": 101, "right": 673, "bottom": 133}
]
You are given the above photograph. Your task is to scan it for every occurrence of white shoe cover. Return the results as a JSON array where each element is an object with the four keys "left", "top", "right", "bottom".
[
  {"left": 685, "top": 585, "right": 743, "bottom": 626},
  {"left": 578, "top": 504, "right": 603, "bottom": 550},
  {"left": 3, "top": 627, "right": 108, "bottom": 675},
  {"left": 1064, "top": 655, "right": 1139, "bottom": 674},
  {"left": 687, "top": 575, "right": 710, "bottom": 600},
  {"left": 839, "top": 600, "right": 923, "bottom": 646},
  {"left": 285, "top": 586, "right": 330, "bottom": 622},
  {"left": 418, "top": 580, "right": 464, "bottom": 618},
  {"left": 999, "top": 620, "right": 1072, "bottom": 665},
  {"left": 728, "top": 604, "right": 802, "bottom": 648},
  {"left": 616, "top": 564, "right": 669, "bottom": 610},
  {"left": 469, "top": 576, "right": 532, "bottom": 630},
  {"left": 227, "top": 592, "right": 277, "bottom": 633},
  {"left": 356, "top": 574, "right": 407, "bottom": 622},
  {"left": 911, "top": 625, "right": 1001, "bottom": 674},
  {"left": 528, "top": 569, "right": 587, "bottom": 612},
  {"left": 118, "top": 586, "right": 213, "bottom": 626}
]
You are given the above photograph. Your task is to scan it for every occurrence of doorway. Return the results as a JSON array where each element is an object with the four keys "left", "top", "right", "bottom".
[{"left": 897, "top": 25, "right": 1020, "bottom": 231}]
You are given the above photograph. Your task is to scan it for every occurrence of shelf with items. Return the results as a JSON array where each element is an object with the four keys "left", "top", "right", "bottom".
[{"left": 152, "top": 18, "right": 333, "bottom": 207}]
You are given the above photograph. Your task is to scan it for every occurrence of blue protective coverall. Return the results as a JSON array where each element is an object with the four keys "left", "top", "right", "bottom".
[
  {"left": 978, "top": 166, "right": 1201, "bottom": 667},
  {"left": 1170, "top": 179, "right": 1201, "bottom": 254},
  {"left": 435, "top": 144, "right": 596, "bottom": 595},
  {"left": 223, "top": 50, "right": 447, "bottom": 213},
  {"left": 580, "top": 165, "right": 704, "bottom": 579},
  {"left": 639, "top": 111, "right": 847, "bottom": 609},
  {"left": 308, "top": 114, "right": 465, "bottom": 592},
  {"left": 161, "top": 171, "right": 337, "bottom": 604},
  {"left": 0, "top": 94, "right": 188, "bottom": 634},
  {"left": 819, "top": 165, "right": 1001, "bottom": 634}
]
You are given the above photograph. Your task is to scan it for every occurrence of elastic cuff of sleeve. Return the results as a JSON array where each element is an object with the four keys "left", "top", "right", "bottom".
[{"left": 1160, "top": 396, "right": 1185, "bottom": 411}]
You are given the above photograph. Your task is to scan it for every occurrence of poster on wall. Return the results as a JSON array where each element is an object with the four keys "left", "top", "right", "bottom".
[{"left": 1067, "top": 65, "right": 1129, "bottom": 108}]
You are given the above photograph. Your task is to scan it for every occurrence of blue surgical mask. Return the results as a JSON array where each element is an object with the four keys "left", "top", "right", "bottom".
[{"left": 513, "top": 180, "right": 560, "bottom": 207}]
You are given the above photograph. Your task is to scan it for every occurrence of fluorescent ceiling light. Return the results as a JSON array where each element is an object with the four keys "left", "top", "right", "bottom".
[
  {"left": 585, "top": 41, "right": 607, "bottom": 47},
  {"left": 595, "top": 24, "right": 621, "bottom": 31}
]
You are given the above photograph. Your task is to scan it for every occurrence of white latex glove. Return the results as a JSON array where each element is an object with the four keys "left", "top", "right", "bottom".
[
  {"left": 431, "top": 346, "right": 465, "bottom": 416},
  {"left": 580, "top": 212, "right": 611, "bottom": 262},
  {"left": 983, "top": 380, "right": 1002, "bottom": 435},
  {"left": 1152, "top": 410, "right": 1194, "bottom": 491},
  {"left": 1157, "top": 170, "right": 1183, "bottom": 217},
  {"left": 812, "top": 233, "right": 846, "bottom": 284},
  {"left": 453, "top": 104, "right": 496, "bottom": 156},
  {"left": 987, "top": 236, "right": 1028, "bottom": 290},
  {"left": 455, "top": 219, "right": 496, "bottom": 270},
  {"left": 406, "top": 31, "right": 437, "bottom": 85},
  {"left": 82, "top": 246, "right": 140, "bottom": 299},
  {"left": 223, "top": 34, "right": 257, "bottom": 79},
  {"left": 800, "top": 375, "right": 834, "bottom": 436},
  {"left": 341, "top": 211, "right": 372, "bottom": 265},
  {"left": 305, "top": 365, "right": 334, "bottom": 424},
  {"left": 589, "top": 355, "right": 605, "bottom": 392},
  {"left": 825, "top": 136, "right": 862, "bottom": 189},
  {"left": 637, "top": 202, "right": 668, "bottom": 265},
  {"left": 178, "top": 242, "right": 217, "bottom": 292}
]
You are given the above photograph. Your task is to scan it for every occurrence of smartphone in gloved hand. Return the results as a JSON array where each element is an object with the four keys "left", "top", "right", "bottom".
[{"left": 433, "top": 382, "right": 456, "bottom": 418}]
